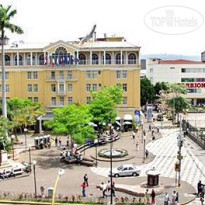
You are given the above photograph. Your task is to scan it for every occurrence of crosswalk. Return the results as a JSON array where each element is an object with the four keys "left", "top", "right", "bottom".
[{"left": 91, "top": 128, "right": 205, "bottom": 192}]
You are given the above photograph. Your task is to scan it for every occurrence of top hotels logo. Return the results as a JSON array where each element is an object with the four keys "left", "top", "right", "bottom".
[{"left": 144, "top": 5, "right": 204, "bottom": 35}]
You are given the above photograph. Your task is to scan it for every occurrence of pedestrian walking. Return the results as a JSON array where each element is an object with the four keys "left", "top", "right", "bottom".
[
  {"left": 150, "top": 189, "right": 156, "bottom": 204},
  {"left": 84, "top": 174, "right": 88, "bottom": 186},
  {"left": 136, "top": 140, "right": 140, "bottom": 151},
  {"left": 198, "top": 180, "right": 203, "bottom": 196},
  {"left": 40, "top": 186, "right": 45, "bottom": 196},
  {"left": 149, "top": 124, "right": 152, "bottom": 132},
  {"left": 144, "top": 189, "right": 150, "bottom": 204},
  {"left": 111, "top": 181, "right": 115, "bottom": 197},
  {"left": 171, "top": 191, "right": 176, "bottom": 205},
  {"left": 132, "top": 131, "right": 136, "bottom": 140},
  {"left": 157, "top": 126, "right": 160, "bottom": 133},
  {"left": 55, "top": 137, "right": 58, "bottom": 147},
  {"left": 81, "top": 182, "right": 87, "bottom": 197},
  {"left": 152, "top": 135, "right": 155, "bottom": 142},
  {"left": 59, "top": 138, "right": 62, "bottom": 147},
  {"left": 175, "top": 192, "right": 179, "bottom": 204},
  {"left": 145, "top": 149, "right": 149, "bottom": 158},
  {"left": 151, "top": 129, "right": 154, "bottom": 136},
  {"left": 143, "top": 130, "right": 146, "bottom": 136},
  {"left": 164, "top": 192, "right": 170, "bottom": 205},
  {"left": 102, "top": 182, "right": 107, "bottom": 198}
]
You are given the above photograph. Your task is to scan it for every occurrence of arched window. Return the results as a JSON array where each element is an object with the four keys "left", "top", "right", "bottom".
[
  {"left": 27, "top": 54, "right": 36, "bottom": 65},
  {"left": 5, "top": 55, "right": 10, "bottom": 66},
  {"left": 116, "top": 53, "right": 125, "bottom": 64},
  {"left": 128, "top": 53, "right": 136, "bottom": 64},
  {"left": 39, "top": 54, "right": 44, "bottom": 65},
  {"left": 79, "top": 53, "right": 86, "bottom": 65},
  {"left": 55, "top": 47, "right": 68, "bottom": 65},
  {"left": 103, "top": 53, "right": 111, "bottom": 64},
  {"left": 92, "top": 53, "right": 99, "bottom": 65},
  {"left": 15, "top": 55, "right": 23, "bottom": 66}
]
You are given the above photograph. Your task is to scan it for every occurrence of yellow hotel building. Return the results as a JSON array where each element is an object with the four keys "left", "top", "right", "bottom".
[{"left": 0, "top": 34, "right": 140, "bottom": 118}]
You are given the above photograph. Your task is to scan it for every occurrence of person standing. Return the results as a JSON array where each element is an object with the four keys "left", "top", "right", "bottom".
[
  {"left": 55, "top": 137, "right": 58, "bottom": 147},
  {"left": 150, "top": 189, "right": 156, "bottom": 204},
  {"left": 144, "top": 189, "right": 150, "bottom": 204},
  {"left": 136, "top": 139, "right": 140, "bottom": 151},
  {"left": 198, "top": 180, "right": 203, "bottom": 196},
  {"left": 145, "top": 149, "right": 149, "bottom": 158},
  {"left": 102, "top": 182, "right": 107, "bottom": 198},
  {"left": 84, "top": 174, "right": 88, "bottom": 186},
  {"left": 175, "top": 192, "right": 179, "bottom": 204},
  {"left": 132, "top": 131, "right": 136, "bottom": 140},
  {"left": 164, "top": 193, "right": 170, "bottom": 205},
  {"left": 171, "top": 191, "right": 176, "bottom": 205},
  {"left": 81, "top": 182, "right": 87, "bottom": 197}
]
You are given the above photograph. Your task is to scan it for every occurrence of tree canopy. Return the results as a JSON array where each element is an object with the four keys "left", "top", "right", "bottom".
[
  {"left": 45, "top": 86, "right": 123, "bottom": 144},
  {"left": 140, "top": 78, "right": 155, "bottom": 106},
  {"left": 89, "top": 86, "right": 123, "bottom": 124}
]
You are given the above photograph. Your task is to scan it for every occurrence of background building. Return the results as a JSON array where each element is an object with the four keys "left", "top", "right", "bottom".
[
  {"left": 146, "top": 58, "right": 205, "bottom": 106},
  {"left": 0, "top": 35, "right": 141, "bottom": 117}
]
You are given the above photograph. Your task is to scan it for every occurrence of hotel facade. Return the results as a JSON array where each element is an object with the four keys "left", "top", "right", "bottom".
[
  {"left": 0, "top": 35, "right": 141, "bottom": 117},
  {"left": 146, "top": 58, "right": 205, "bottom": 106}
]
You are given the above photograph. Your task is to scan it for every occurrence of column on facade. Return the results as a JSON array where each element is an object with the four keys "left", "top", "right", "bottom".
[
  {"left": 125, "top": 51, "right": 128, "bottom": 64},
  {"left": 47, "top": 52, "right": 50, "bottom": 65},
  {"left": 43, "top": 52, "right": 46, "bottom": 65},
  {"left": 90, "top": 51, "right": 92, "bottom": 65},
  {"left": 76, "top": 50, "right": 79, "bottom": 65},
  {"left": 35, "top": 53, "right": 38, "bottom": 65},
  {"left": 111, "top": 51, "right": 115, "bottom": 65},
  {"left": 103, "top": 50, "right": 106, "bottom": 64},
  {"left": 17, "top": 52, "right": 19, "bottom": 66},
  {"left": 30, "top": 52, "right": 33, "bottom": 65},
  {"left": 11, "top": 53, "right": 13, "bottom": 66},
  {"left": 23, "top": 53, "right": 26, "bottom": 66},
  {"left": 120, "top": 50, "right": 123, "bottom": 65}
]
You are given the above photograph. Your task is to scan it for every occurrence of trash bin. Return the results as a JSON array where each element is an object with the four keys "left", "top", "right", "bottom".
[{"left": 48, "top": 187, "right": 53, "bottom": 198}]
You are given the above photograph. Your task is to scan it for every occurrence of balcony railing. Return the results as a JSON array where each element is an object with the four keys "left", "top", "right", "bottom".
[
  {"left": 46, "top": 76, "right": 78, "bottom": 81},
  {"left": 2, "top": 58, "right": 139, "bottom": 67},
  {"left": 57, "top": 91, "right": 66, "bottom": 96}
]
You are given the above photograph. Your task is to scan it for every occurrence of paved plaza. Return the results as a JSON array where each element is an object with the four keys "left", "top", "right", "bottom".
[{"left": 0, "top": 118, "right": 204, "bottom": 204}]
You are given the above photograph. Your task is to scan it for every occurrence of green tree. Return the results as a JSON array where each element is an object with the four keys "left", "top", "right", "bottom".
[
  {"left": 154, "top": 82, "right": 169, "bottom": 100},
  {"left": 168, "top": 96, "right": 190, "bottom": 114},
  {"left": 0, "top": 116, "right": 12, "bottom": 165},
  {"left": 140, "top": 78, "right": 155, "bottom": 106},
  {"left": 89, "top": 86, "right": 123, "bottom": 125},
  {"left": 7, "top": 98, "right": 45, "bottom": 134},
  {"left": 45, "top": 105, "right": 96, "bottom": 144},
  {"left": 0, "top": 5, "right": 23, "bottom": 118}
]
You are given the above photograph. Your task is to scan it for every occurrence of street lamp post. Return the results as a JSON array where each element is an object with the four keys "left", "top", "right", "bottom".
[
  {"left": 143, "top": 135, "right": 147, "bottom": 163},
  {"left": 32, "top": 160, "right": 37, "bottom": 197},
  {"left": 51, "top": 169, "right": 65, "bottom": 205},
  {"left": 11, "top": 135, "right": 15, "bottom": 160},
  {"left": 24, "top": 128, "right": 28, "bottom": 150},
  {"left": 95, "top": 139, "right": 98, "bottom": 167},
  {"left": 28, "top": 145, "right": 32, "bottom": 172},
  {"left": 108, "top": 119, "right": 113, "bottom": 205}
]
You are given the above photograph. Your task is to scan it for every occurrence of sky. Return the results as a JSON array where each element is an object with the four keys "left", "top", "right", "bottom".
[{"left": 1, "top": 0, "right": 205, "bottom": 57}]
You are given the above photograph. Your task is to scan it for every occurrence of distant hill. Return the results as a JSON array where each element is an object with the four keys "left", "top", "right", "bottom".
[{"left": 141, "top": 54, "right": 201, "bottom": 61}]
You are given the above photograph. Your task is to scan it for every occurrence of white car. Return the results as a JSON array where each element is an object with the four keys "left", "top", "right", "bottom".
[{"left": 109, "top": 164, "right": 141, "bottom": 177}]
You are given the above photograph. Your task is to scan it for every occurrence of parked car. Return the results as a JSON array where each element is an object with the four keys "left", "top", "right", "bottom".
[
  {"left": 156, "top": 114, "right": 164, "bottom": 121},
  {"left": 109, "top": 164, "right": 140, "bottom": 177}
]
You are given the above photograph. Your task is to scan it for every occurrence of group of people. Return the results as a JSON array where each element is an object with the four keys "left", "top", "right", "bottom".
[
  {"left": 144, "top": 189, "right": 156, "bottom": 204},
  {"left": 164, "top": 191, "right": 179, "bottom": 205},
  {"left": 55, "top": 137, "right": 62, "bottom": 147},
  {"left": 101, "top": 180, "right": 115, "bottom": 198}
]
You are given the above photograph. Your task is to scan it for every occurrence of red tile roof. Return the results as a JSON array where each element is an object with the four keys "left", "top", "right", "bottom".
[{"left": 159, "top": 59, "right": 205, "bottom": 64}]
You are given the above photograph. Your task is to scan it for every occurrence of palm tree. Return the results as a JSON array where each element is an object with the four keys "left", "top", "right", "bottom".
[{"left": 0, "top": 5, "right": 23, "bottom": 118}]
